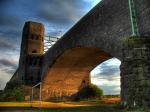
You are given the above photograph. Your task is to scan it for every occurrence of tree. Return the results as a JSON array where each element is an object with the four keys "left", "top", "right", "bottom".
[{"left": 74, "top": 84, "right": 103, "bottom": 100}]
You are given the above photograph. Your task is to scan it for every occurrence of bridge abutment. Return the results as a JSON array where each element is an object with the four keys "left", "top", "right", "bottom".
[{"left": 121, "top": 37, "right": 150, "bottom": 108}]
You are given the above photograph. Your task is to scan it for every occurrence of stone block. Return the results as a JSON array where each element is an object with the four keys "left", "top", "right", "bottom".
[{"left": 121, "top": 37, "right": 150, "bottom": 107}]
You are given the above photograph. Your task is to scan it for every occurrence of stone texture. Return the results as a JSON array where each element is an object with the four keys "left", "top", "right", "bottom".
[
  {"left": 42, "top": 47, "right": 110, "bottom": 100},
  {"left": 121, "top": 37, "right": 150, "bottom": 107},
  {"left": 41, "top": 0, "right": 150, "bottom": 103},
  {"left": 6, "top": 21, "right": 45, "bottom": 89},
  {"left": 5, "top": 0, "right": 150, "bottom": 107},
  {"left": 18, "top": 21, "right": 44, "bottom": 85}
]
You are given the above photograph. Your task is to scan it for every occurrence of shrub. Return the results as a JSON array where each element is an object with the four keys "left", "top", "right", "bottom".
[
  {"left": 74, "top": 84, "right": 103, "bottom": 101},
  {"left": 0, "top": 87, "right": 24, "bottom": 101}
]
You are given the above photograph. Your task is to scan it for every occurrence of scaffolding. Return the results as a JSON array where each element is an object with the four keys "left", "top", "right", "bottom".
[{"left": 44, "top": 36, "right": 59, "bottom": 52}]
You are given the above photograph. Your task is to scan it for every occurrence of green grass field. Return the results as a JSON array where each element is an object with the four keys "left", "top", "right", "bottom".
[
  {"left": 0, "top": 99, "right": 149, "bottom": 112},
  {"left": 0, "top": 105, "right": 148, "bottom": 112}
]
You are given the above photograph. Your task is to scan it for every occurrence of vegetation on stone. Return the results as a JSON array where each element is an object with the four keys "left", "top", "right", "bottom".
[{"left": 123, "top": 36, "right": 150, "bottom": 48}]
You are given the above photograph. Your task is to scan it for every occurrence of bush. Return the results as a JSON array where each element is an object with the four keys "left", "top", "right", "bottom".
[
  {"left": 74, "top": 84, "right": 103, "bottom": 101},
  {"left": 0, "top": 87, "right": 24, "bottom": 101}
]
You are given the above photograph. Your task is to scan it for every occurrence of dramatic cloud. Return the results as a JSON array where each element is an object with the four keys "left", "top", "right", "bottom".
[
  {"left": 0, "top": 71, "right": 12, "bottom": 90},
  {"left": 0, "top": 59, "right": 17, "bottom": 68},
  {"left": 0, "top": 58, "right": 18, "bottom": 89},
  {"left": 0, "top": 0, "right": 97, "bottom": 38},
  {"left": 0, "top": 38, "right": 18, "bottom": 51},
  {"left": 91, "top": 58, "right": 121, "bottom": 95},
  {"left": 0, "top": 0, "right": 101, "bottom": 90}
]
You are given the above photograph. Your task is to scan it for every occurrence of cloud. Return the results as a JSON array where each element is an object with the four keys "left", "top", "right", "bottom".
[
  {"left": 83, "top": 0, "right": 101, "bottom": 6},
  {"left": 0, "top": 0, "right": 96, "bottom": 90},
  {"left": 0, "top": 38, "right": 18, "bottom": 50},
  {"left": 92, "top": 74, "right": 120, "bottom": 81},
  {"left": 0, "top": 0, "right": 94, "bottom": 47},
  {"left": 0, "top": 59, "right": 17, "bottom": 68},
  {"left": 100, "top": 85, "right": 120, "bottom": 95},
  {"left": 91, "top": 58, "right": 121, "bottom": 95},
  {"left": 91, "top": 75, "right": 121, "bottom": 95},
  {"left": 0, "top": 58, "right": 18, "bottom": 75},
  {"left": 0, "top": 71, "right": 13, "bottom": 90},
  {"left": 0, "top": 58, "right": 18, "bottom": 90},
  {"left": 38, "top": 0, "right": 87, "bottom": 24},
  {"left": 91, "top": 58, "right": 121, "bottom": 76}
]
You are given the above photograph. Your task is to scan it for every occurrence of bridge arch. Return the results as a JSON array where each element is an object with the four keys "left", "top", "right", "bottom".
[
  {"left": 41, "top": 0, "right": 129, "bottom": 100},
  {"left": 41, "top": 0, "right": 150, "bottom": 107},
  {"left": 42, "top": 44, "right": 120, "bottom": 100}
]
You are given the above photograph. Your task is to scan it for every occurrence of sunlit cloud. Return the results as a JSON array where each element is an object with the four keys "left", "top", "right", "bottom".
[
  {"left": 91, "top": 58, "right": 121, "bottom": 95},
  {"left": 83, "top": 0, "right": 101, "bottom": 6}
]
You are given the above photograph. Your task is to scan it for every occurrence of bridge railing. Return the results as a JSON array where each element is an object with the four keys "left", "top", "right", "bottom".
[{"left": 44, "top": 36, "right": 59, "bottom": 53}]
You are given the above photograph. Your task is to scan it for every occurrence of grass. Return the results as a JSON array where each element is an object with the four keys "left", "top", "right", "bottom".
[
  {"left": 0, "top": 97, "right": 120, "bottom": 107},
  {"left": 0, "top": 98, "right": 149, "bottom": 112},
  {"left": 0, "top": 105, "right": 148, "bottom": 112}
]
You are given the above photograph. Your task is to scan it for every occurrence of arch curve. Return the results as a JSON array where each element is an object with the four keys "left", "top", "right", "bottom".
[{"left": 42, "top": 46, "right": 114, "bottom": 100}]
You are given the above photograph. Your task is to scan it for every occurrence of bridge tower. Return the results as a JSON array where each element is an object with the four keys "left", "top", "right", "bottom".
[{"left": 18, "top": 21, "right": 44, "bottom": 85}]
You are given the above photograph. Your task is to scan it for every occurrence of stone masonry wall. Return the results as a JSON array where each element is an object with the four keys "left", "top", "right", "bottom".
[
  {"left": 43, "top": 0, "right": 150, "bottom": 80},
  {"left": 121, "top": 37, "right": 150, "bottom": 107},
  {"left": 42, "top": 47, "right": 110, "bottom": 101}
]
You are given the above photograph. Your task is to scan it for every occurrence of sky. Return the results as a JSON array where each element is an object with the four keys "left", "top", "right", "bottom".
[
  {"left": 0, "top": 0, "right": 121, "bottom": 94},
  {"left": 91, "top": 58, "right": 121, "bottom": 95}
]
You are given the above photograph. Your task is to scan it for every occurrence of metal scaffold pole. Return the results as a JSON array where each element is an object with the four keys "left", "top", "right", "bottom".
[
  {"left": 128, "top": 0, "right": 140, "bottom": 37},
  {"left": 32, "top": 82, "right": 42, "bottom": 110}
]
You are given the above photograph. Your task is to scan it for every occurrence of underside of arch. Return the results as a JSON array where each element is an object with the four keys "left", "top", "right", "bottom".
[{"left": 42, "top": 46, "right": 112, "bottom": 100}]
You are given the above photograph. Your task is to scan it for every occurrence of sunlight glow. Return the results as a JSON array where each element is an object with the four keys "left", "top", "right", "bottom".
[{"left": 83, "top": 0, "right": 101, "bottom": 6}]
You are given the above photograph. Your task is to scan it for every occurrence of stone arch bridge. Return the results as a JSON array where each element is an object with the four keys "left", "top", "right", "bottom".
[{"left": 7, "top": 0, "right": 150, "bottom": 107}]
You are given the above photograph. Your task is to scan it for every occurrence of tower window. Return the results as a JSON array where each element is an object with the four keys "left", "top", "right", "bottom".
[
  {"left": 22, "top": 76, "right": 24, "bottom": 80},
  {"left": 32, "top": 50, "right": 37, "bottom": 53},
  {"left": 33, "top": 59, "right": 37, "bottom": 66},
  {"left": 29, "top": 59, "right": 32, "bottom": 66},
  {"left": 36, "top": 36, "right": 39, "bottom": 40},
  {"left": 30, "top": 76, "right": 33, "bottom": 82},
  {"left": 31, "top": 35, "right": 34, "bottom": 40}
]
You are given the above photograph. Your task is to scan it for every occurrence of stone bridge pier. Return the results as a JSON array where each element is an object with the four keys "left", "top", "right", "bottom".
[{"left": 121, "top": 37, "right": 150, "bottom": 107}]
